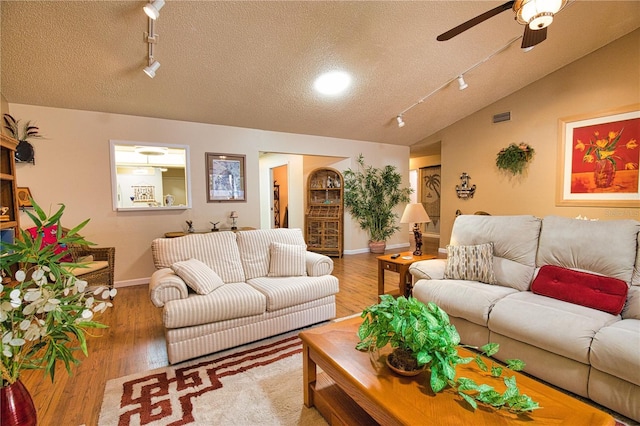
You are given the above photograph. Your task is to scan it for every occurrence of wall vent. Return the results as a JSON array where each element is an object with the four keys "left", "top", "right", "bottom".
[{"left": 492, "top": 111, "right": 511, "bottom": 123}]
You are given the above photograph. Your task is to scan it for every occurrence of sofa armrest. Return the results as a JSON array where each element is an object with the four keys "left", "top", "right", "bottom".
[
  {"left": 306, "top": 251, "right": 334, "bottom": 276},
  {"left": 149, "top": 268, "right": 189, "bottom": 307},
  {"left": 409, "top": 258, "right": 447, "bottom": 281}
]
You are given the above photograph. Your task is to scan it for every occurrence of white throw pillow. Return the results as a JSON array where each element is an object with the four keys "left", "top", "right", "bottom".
[
  {"left": 171, "top": 258, "right": 224, "bottom": 294},
  {"left": 444, "top": 242, "right": 497, "bottom": 285},
  {"left": 267, "top": 242, "right": 306, "bottom": 277}
]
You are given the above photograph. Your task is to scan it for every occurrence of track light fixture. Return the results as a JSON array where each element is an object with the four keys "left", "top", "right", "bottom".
[
  {"left": 394, "top": 35, "right": 522, "bottom": 128},
  {"left": 457, "top": 75, "right": 468, "bottom": 90},
  {"left": 144, "top": 0, "right": 165, "bottom": 20},
  {"left": 143, "top": 4, "right": 161, "bottom": 78},
  {"left": 144, "top": 60, "right": 161, "bottom": 78}
]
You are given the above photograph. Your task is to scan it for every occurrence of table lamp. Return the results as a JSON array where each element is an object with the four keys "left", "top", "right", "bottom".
[
  {"left": 230, "top": 211, "right": 238, "bottom": 230},
  {"left": 400, "top": 203, "right": 431, "bottom": 256}
]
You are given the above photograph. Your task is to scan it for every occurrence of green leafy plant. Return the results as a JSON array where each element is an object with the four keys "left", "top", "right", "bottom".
[
  {"left": 356, "top": 295, "right": 539, "bottom": 414},
  {"left": 495, "top": 143, "right": 534, "bottom": 175},
  {"left": 342, "top": 154, "right": 412, "bottom": 242},
  {"left": 0, "top": 200, "right": 114, "bottom": 386}
]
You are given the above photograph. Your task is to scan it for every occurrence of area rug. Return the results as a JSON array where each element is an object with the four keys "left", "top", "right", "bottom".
[{"left": 98, "top": 331, "right": 327, "bottom": 426}]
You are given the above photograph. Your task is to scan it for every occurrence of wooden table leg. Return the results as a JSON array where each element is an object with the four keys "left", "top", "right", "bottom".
[
  {"left": 377, "top": 260, "right": 385, "bottom": 297},
  {"left": 302, "top": 342, "right": 316, "bottom": 407}
]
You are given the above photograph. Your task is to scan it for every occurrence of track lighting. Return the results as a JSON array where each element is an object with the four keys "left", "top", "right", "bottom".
[
  {"left": 144, "top": 60, "right": 161, "bottom": 78},
  {"left": 457, "top": 75, "right": 468, "bottom": 90},
  {"left": 394, "top": 36, "right": 522, "bottom": 127},
  {"left": 143, "top": 6, "right": 161, "bottom": 78},
  {"left": 144, "top": 0, "right": 165, "bottom": 20}
]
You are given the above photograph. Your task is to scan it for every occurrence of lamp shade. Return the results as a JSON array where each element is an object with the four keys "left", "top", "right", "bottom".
[
  {"left": 230, "top": 211, "right": 239, "bottom": 219},
  {"left": 400, "top": 203, "right": 431, "bottom": 224}
]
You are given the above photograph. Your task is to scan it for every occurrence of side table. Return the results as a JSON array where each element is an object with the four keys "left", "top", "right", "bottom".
[{"left": 377, "top": 252, "right": 436, "bottom": 298}]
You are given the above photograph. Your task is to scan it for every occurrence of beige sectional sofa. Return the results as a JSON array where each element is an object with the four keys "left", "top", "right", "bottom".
[
  {"left": 149, "top": 228, "right": 339, "bottom": 364},
  {"left": 410, "top": 215, "right": 640, "bottom": 422}
]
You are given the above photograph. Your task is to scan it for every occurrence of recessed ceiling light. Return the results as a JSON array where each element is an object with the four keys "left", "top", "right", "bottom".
[{"left": 314, "top": 70, "right": 352, "bottom": 96}]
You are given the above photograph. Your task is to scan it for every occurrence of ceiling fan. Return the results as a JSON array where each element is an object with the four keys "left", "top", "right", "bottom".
[{"left": 437, "top": 0, "right": 567, "bottom": 48}]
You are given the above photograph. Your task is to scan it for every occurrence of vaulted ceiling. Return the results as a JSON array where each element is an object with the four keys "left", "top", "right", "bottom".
[{"left": 2, "top": 1, "right": 639, "bottom": 157}]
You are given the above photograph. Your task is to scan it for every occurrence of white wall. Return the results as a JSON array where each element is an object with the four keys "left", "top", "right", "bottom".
[{"left": 9, "top": 104, "right": 410, "bottom": 285}]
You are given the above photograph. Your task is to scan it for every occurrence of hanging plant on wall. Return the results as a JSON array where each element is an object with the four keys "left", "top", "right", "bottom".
[
  {"left": 2, "top": 114, "right": 43, "bottom": 164},
  {"left": 496, "top": 143, "right": 535, "bottom": 175}
]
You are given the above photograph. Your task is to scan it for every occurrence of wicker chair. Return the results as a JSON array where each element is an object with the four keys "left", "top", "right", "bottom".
[{"left": 63, "top": 228, "right": 115, "bottom": 291}]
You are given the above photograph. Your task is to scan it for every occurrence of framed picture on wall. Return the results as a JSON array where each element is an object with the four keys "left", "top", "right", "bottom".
[
  {"left": 556, "top": 104, "right": 639, "bottom": 207},
  {"left": 16, "top": 187, "right": 34, "bottom": 209},
  {"left": 206, "top": 153, "right": 246, "bottom": 202}
]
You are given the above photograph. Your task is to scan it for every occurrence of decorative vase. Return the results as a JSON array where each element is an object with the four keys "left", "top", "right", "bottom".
[
  {"left": 369, "top": 241, "right": 386, "bottom": 254},
  {"left": 15, "top": 140, "right": 35, "bottom": 164},
  {"left": 594, "top": 159, "right": 616, "bottom": 188},
  {"left": 0, "top": 380, "right": 37, "bottom": 426}
]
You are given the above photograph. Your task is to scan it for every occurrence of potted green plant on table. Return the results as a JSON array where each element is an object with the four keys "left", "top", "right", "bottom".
[
  {"left": 0, "top": 200, "right": 114, "bottom": 426},
  {"left": 356, "top": 295, "right": 539, "bottom": 413},
  {"left": 343, "top": 154, "right": 412, "bottom": 254},
  {"left": 2, "top": 114, "right": 42, "bottom": 164}
]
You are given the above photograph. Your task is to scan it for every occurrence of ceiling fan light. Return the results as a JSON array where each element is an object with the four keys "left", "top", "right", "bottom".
[
  {"left": 144, "top": 0, "right": 165, "bottom": 20},
  {"left": 529, "top": 12, "right": 554, "bottom": 29},
  {"left": 515, "top": 0, "right": 565, "bottom": 28}
]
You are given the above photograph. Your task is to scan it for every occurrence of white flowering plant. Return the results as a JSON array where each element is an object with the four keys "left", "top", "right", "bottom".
[{"left": 0, "top": 200, "right": 114, "bottom": 386}]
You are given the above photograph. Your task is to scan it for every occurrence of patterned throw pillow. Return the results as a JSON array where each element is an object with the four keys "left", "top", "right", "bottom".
[
  {"left": 444, "top": 242, "right": 497, "bottom": 284},
  {"left": 171, "top": 258, "right": 224, "bottom": 295},
  {"left": 267, "top": 242, "right": 306, "bottom": 277}
]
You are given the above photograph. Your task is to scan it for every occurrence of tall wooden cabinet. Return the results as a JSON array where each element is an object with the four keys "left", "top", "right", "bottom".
[
  {"left": 305, "top": 167, "right": 343, "bottom": 257},
  {"left": 1, "top": 134, "right": 20, "bottom": 283}
]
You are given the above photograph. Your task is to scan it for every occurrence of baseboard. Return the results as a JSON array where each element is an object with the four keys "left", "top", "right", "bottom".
[
  {"left": 114, "top": 277, "right": 150, "bottom": 288},
  {"left": 343, "top": 242, "right": 409, "bottom": 255}
]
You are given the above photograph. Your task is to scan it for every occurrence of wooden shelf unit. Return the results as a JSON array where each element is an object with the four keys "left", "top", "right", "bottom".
[
  {"left": 1, "top": 134, "right": 20, "bottom": 283},
  {"left": 305, "top": 167, "right": 343, "bottom": 257}
]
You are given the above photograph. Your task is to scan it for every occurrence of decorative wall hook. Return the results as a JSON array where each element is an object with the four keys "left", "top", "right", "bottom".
[{"left": 456, "top": 172, "right": 476, "bottom": 199}]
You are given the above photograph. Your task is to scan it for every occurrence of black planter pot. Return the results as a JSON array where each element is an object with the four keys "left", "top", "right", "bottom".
[{"left": 15, "top": 140, "right": 35, "bottom": 164}]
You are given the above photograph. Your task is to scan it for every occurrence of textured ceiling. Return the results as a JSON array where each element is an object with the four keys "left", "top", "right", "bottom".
[{"left": 1, "top": 1, "right": 639, "bottom": 156}]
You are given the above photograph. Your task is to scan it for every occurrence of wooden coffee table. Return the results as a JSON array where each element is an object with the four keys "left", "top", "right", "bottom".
[{"left": 300, "top": 317, "right": 615, "bottom": 426}]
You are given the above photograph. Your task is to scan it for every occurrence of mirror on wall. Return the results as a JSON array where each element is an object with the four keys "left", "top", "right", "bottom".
[{"left": 109, "top": 140, "right": 191, "bottom": 211}]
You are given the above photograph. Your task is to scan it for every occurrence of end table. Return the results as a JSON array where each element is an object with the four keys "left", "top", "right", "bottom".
[{"left": 377, "top": 252, "right": 436, "bottom": 298}]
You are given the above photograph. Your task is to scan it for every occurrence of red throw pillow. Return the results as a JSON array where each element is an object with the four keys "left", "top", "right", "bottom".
[
  {"left": 27, "top": 225, "right": 73, "bottom": 263},
  {"left": 531, "top": 265, "right": 628, "bottom": 315}
]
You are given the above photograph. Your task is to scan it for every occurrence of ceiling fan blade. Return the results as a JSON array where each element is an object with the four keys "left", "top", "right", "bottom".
[
  {"left": 437, "top": 1, "right": 515, "bottom": 41},
  {"left": 521, "top": 25, "right": 548, "bottom": 48}
]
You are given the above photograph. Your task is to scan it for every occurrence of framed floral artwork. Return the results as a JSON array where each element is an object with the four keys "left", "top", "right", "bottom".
[
  {"left": 206, "top": 153, "right": 246, "bottom": 202},
  {"left": 556, "top": 104, "right": 639, "bottom": 207}
]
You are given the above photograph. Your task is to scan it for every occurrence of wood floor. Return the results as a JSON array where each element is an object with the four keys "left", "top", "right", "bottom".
[{"left": 20, "top": 242, "right": 439, "bottom": 426}]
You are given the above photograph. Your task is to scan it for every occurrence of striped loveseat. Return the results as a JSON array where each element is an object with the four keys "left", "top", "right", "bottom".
[{"left": 149, "top": 228, "right": 339, "bottom": 364}]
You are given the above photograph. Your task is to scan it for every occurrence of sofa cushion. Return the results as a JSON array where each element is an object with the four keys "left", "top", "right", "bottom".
[
  {"left": 488, "top": 292, "right": 619, "bottom": 364},
  {"left": 537, "top": 216, "right": 640, "bottom": 284},
  {"left": 171, "top": 258, "right": 224, "bottom": 295},
  {"left": 247, "top": 275, "right": 339, "bottom": 311},
  {"left": 449, "top": 215, "right": 541, "bottom": 291},
  {"left": 531, "top": 265, "right": 628, "bottom": 315},
  {"left": 27, "top": 224, "right": 72, "bottom": 262},
  {"left": 267, "top": 242, "right": 306, "bottom": 277},
  {"left": 444, "top": 242, "right": 496, "bottom": 284},
  {"left": 412, "top": 279, "right": 517, "bottom": 328},
  {"left": 633, "top": 230, "right": 640, "bottom": 286},
  {"left": 162, "top": 282, "right": 266, "bottom": 328},
  {"left": 622, "top": 286, "right": 640, "bottom": 320},
  {"left": 152, "top": 232, "right": 245, "bottom": 283},
  {"left": 236, "top": 228, "right": 306, "bottom": 280},
  {"left": 591, "top": 319, "right": 640, "bottom": 387}
]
